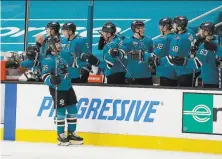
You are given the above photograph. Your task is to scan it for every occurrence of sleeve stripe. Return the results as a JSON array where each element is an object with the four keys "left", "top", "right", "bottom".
[
  {"left": 104, "top": 57, "right": 114, "bottom": 66},
  {"left": 118, "top": 49, "right": 126, "bottom": 56},
  {"left": 166, "top": 56, "right": 173, "bottom": 66},
  {"left": 194, "top": 57, "right": 202, "bottom": 68},
  {"left": 75, "top": 57, "right": 79, "bottom": 68},
  {"left": 42, "top": 73, "right": 51, "bottom": 82}
]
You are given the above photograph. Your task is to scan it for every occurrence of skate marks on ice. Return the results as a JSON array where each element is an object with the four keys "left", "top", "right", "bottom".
[{"left": 1, "top": 141, "right": 222, "bottom": 159}]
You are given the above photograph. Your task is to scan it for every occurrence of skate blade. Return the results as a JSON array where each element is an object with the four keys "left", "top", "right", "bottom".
[
  {"left": 69, "top": 140, "right": 84, "bottom": 145},
  {"left": 58, "top": 142, "right": 70, "bottom": 146}
]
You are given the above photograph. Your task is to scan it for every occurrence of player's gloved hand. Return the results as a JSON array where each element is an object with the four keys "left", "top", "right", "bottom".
[
  {"left": 167, "top": 56, "right": 187, "bottom": 66},
  {"left": 80, "top": 65, "right": 92, "bottom": 83},
  {"left": 148, "top": 54, "right": 160, "bottom": 67},
  {"left": 203, "top": 40, "right": 217, "bottom": 52},
  {"left": 81, "top": 53, "right": 100, "bottom": 66},
  {"left": 50, "top": 75, "right": 61, "bottom": 85},
  {"left": 6, "top": 60, "right": 20, "bottom": 69},
  {"left": 98, "top": 36, "right": 106, "bottom": 50},
  {"left": 36, "top": 42, "right": 42, "bottom": 48},
  {"left": 108, "top": 48, "right": 119, "bottom": 58},
  {"left": 190, "top": 46, "right": 198, "bottom": 57}
]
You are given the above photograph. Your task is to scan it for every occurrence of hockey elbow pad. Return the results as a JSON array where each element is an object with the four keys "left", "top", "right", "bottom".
[{"left": 87, "top": 54, "right": 100, "bottom": 66}]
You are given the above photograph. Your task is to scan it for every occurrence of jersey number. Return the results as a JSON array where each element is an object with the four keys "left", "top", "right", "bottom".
[
  {"left": 172, "top": 46, "right": 179, "bottom": 52},
  {"left": 199, "top": 49, "right": 208, "bottom": 56},
  {"left": 157, "top": 43, "right": 163, "bottom": 49}
]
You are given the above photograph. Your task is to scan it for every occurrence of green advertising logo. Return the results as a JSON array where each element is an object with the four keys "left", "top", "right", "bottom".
[
  {"left": 183, "top": 104, "right": 212, "bottom": 123},
  {"left": 182, "top": 93, "right": 222, "bottom": 134}
]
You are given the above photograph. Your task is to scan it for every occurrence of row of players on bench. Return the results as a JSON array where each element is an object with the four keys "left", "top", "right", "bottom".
[{"left": 17, "top": 16, "right": 222, "bottom": 88}]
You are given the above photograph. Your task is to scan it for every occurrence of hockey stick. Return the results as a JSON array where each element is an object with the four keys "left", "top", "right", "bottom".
[
  {"left": 98, "top": 31, "right": 135, "bottom": 81},
  {"left": 24, "top": 0, "right": 30, "bottom": 53},
  {"left": 87, "top": 0, "right": 94, "bottom": 53},
  {"left": 218, "top": 35, "right": 221, "bottom": 88},
  {"left": 48, "top": 36, "right": 59, "bottom": 125}
]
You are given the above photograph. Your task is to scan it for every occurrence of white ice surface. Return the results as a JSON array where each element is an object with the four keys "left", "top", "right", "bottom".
[{"left": 0, "top": 141, "right": 222, "bottom": 159}]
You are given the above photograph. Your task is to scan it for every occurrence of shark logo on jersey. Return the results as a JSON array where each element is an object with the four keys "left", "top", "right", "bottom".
[
  {"left": 133, "top": 42, "right": 138, "bottom": 47},
  {"left": 188, "top": 34, "right": 194, "bottom": 42},
  {"left": 59, "top": 99, "right": 65, "bottom": 106}
]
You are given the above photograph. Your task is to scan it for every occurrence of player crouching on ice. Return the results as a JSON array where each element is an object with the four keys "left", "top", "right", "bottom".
[{"left": 41, "top": 36, "right": 83, "bottom": 146}]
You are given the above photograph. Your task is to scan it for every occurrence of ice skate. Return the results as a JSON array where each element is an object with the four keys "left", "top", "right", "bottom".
[{"left": 67, "top": 132, "right": 84, "bottom": 145}]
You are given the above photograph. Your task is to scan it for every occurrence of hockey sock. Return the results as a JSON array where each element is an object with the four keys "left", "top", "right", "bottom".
[
  {"left": 67, "top": 104, "right": 77, "bottom": 132},
  {"left": 55, "top": 108, "right": 66, "bottom": 134}
]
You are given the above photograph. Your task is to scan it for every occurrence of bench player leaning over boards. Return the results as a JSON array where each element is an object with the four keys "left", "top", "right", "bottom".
[
  {"left": 19, "top": 45, "right": 44, "bottom": 81},
  {"left": 119, "top": 20, "right": 153, "bottom": 85},
  {"left": 41, "top": 36, "right": 83, "bottom": 146},
  {"left": 15, "top": 22, "right": 60, "bottom": 82}
]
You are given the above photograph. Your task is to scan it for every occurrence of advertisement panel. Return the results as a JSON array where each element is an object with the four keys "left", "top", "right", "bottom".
[
  {"left": 182, "top": 93, "right": 222, "bottom": 135},
  {"left": 16, "top": 84, "right": 222, "bottom": 141},
  {"left": 16, "top": 84, "right": 182, "bottom": 137},
  {"left": 0, "top": 84, "right": 5, "bottom": 124}
]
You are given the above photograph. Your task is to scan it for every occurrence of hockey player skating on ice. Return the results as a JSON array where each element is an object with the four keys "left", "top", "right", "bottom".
[
  {"left": 169, "top": 22, "right": 222, "bottom": 88},
  {"left": 120, "top": 20, "right": 153, "bottom": 85},
  {"left": 41, "top": 36, "right": 83, "bottom": 146},
  {"left": 152, "top": 18, "right": 177, "bottom": 86},
  {"left": 61, "top": 22, "right": 100, "bottom": 83},
  {"left": 100, "top": 22, "right": 127, "bottom": 84}
]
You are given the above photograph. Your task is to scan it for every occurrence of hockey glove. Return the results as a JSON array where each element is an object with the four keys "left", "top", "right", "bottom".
[
  {"left": 203, "top": 40, "right": 217, "bottom": 52},
  {"left": 36, "top": 42, "right": 42, "bottom": 48},
  {"left": 168, "top": 56, "right": 187, "bottom": 66},
  {"left": 108, "top": 48, "right": 119, "bottom": 58},
  {"left": 98, "top": 36, "right": 106, "bottom": 50},
  {"left": 81, "top": 53, "right": 100, "bottom": 66},
  {"left": 50, "top": 75, "right": 61, "bottom": 85},
  {"left": 80, "top": 65, "right": 92, "bottom": 83},
  {"left": 6, "top": 60, "right": 20, "bottom": 69},
  {"left": 148, "top": 54, "right": 160, "bottom": 67}
]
